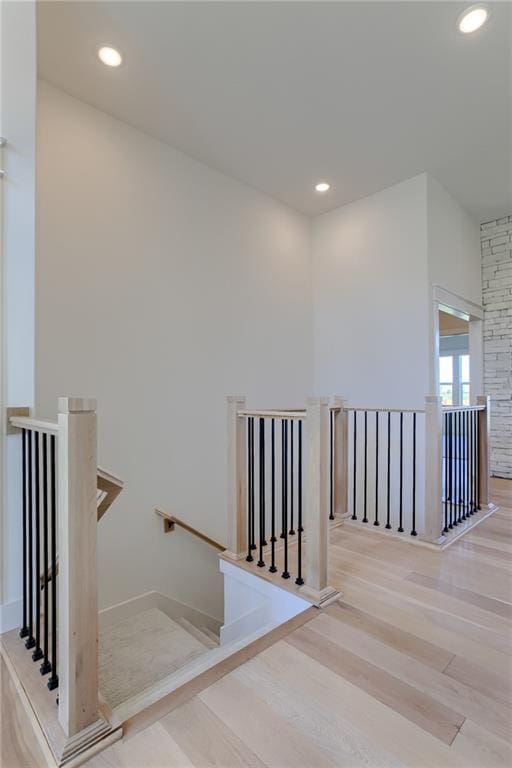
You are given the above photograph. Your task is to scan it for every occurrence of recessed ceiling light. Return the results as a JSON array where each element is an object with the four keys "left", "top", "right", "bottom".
[
  {"left": 315, "top": 182, "right": 330, "bottom": 193},
  {"left": 98, "top": 46, "right": 123, "bottom": 67},
  {"left": 458, "top": 5, "right": 489, "bottom": 34}
]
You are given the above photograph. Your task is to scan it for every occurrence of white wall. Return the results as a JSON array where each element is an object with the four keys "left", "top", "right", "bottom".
[
  {"left": 36, "top": 82, "right": 313, "bottom": 619},
  {"left": 312, "top": 174, "right": 430, "bottom": 408},
  {"left": 0, "top": 1, "right": 37, "bottom": 632},
  {"left": 427, "top": 175, "right": 482, "bottom": 306}
]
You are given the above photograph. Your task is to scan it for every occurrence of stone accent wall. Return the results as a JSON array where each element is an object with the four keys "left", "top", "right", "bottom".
[{"left": 481, "top": 216, "right": 512, "bottom": 478}]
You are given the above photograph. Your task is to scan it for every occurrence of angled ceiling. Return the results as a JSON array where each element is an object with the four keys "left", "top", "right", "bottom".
[{"left": 37, "top": 1, "right": 511, "bottom": 221}]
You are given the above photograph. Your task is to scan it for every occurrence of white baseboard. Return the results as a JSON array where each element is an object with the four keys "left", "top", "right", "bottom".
[
  {"left": 0, "top": 598, "right": 22, "bottom": 634},
  {"left": 99, "top": 590, "right": 222, "bottom": 634}
]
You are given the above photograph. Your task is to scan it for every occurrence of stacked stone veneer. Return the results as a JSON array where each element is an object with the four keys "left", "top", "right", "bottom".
[{"left": 481, "top": 216, "right": 512, "bottom": 478}]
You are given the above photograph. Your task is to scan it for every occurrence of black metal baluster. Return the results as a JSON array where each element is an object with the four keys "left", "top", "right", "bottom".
[
  {"left": 476, "top": 409, "right": 481, "bottom": 510},
  {"left": 448, "top": 413, "right": 453, "bottom": 528},
  {"left": 19, "top": 430, "right": 29, "bottom": 639},
  {"left": 374, "top": 412, "right": 379, "bottom": 525},
  {"left": 33, "top": 432, "right": 43, "bottom": 661},
  {"left": 329, "top": 410, "right": 334, "bottom": 520},
  {"left": 246, "top": 418, "right": 254, "bottom": 562},
  {"left": 453, "top": 411, "right": 459, "bottom": 526},
  {"left": 467, "top": 410, "right": 472, "bottom": 515},
  {"left": 289, "top": 419, "right": 295, "bottom": 535},
  {"left": 472, "top": 410, "right": 476, "bottom": 513},
  {"left": 269, "top": 419, "right": 277, "bottom": 573},
  {"left": 25, "top": 430, "right": 35, "bottom": 650},
  {"left": 363, "top": 411, "right": 368, "bottom": 523},
  {"left": 40, "top": 434, "right": 51, "bottom": 675},
  {"left": 461, "top": 410, "right": 467, "bottom": 518},
  {"left": 282, "top": 420, "right": 290, "bottom": 578},
  {"left": 351, "top": 411, "right": 357, "bottom": 520},
  {"left": 296, "top": 420, "right": 304, "bottom": 586},
  {"left": 398, "top": 412, "right": 404, "bottom": 532},
  {"left": 443, "top": 413, "right": 449, "bottom": 533},
  {"left": 386, "top": 412, "right": 391, "bottom": 529},
  {"left": 47, "top": 434, "right": 58, "bottom": 691},
  {"left": 463, "top": 411, "right": 470, "bottom": 520},
  {"left": 411, "top": 412, "right": 417, "bottom": 536},
  {"left": 257, "top": 418, "right": 265, "bottom": 567},
  {"left": 459, "top": 411, "right": 464, "bottom": 522}
]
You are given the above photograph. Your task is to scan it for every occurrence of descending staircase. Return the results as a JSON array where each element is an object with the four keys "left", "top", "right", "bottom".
[{"left": 99, "top": 608, "right": 219, "bottom": 709}]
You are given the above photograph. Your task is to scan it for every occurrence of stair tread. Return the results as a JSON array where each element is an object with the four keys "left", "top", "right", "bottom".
[
  {"left": 175, "top": 617, "right": 218, "bottom": 648},
  {"left": 200, "top": 625, "right": 221, "bottom": 643},
  {"left": 99, "top": 608, "right": 209, "bottom": 708}
]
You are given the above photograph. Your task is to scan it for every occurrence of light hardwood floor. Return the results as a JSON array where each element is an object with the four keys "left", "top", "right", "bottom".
[{"left": 3, "top": 480, "right": 511, "bottom": 767}]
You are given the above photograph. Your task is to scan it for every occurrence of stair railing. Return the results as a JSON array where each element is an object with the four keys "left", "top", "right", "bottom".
[
  {"left": 8, "top": 398, "right": 120, "bottom": 762},
  {"left": 327, "top": 394, "right": 492, "bottom": 545},
  {"left": 225, "top": 396, "right": 338, "bottom": 606}
]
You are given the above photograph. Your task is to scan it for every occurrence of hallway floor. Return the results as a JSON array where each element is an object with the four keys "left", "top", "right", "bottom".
[{"left": 2, "top": 480, "right": 511, "bottom": 767}]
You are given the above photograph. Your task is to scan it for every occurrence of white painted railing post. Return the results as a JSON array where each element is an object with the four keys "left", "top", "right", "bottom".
[
  {"left": 332, "top": 396, "right": 348, "bottom": 518},
  {"left": 58, "top": 397, "right": 99, "bottom": 738},
  {"left": 423, "top": 395, "right": 443, "bottom": 542},
  {"left": 225, "top": 396, "right": 247, "bottom": 560},
  {"left": 301, "top": 397, "right": 338, "bottom": 606},
  {"left": 477, "top": 395, "right": 491, "bottom": 508}
]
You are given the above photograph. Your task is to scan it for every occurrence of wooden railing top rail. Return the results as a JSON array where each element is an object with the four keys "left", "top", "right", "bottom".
[
  {"left": 238, "top": 409, "right": 306, "bottom": 419},
  {"left": 97, "top": 468, "right": 124, "bottom": 521},
  {"left": 442, "top": 405, "right": 486, "bottom": 412},
  {"left": 344, "top": 406, "right": 425, "bottom": 414},
  {"left": 154, "top": 507, "right": 225, "bottom": 552},
  {"left": 9, "top": 415, "right": 58, "bottom": 434}
]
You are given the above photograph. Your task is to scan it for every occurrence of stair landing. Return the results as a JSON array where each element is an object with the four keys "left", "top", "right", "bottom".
[{"left": 99, "top": 608, "right": 211, "bottom": 709}]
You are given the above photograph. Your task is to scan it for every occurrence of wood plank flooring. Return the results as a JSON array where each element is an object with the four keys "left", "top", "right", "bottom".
[{"left": 4, "top": 480, "right": 512, "bottom": 767}]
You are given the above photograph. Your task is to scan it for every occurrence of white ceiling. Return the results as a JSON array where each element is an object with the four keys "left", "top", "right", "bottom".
[{"left": 37, "top": 1, "right": 511, "bottom": 221}]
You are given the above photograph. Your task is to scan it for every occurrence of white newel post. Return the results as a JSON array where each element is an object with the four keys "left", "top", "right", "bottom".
[
  {"left": 58, "top": 397, "right": 99, "bottom": 737},
  {"left": 477, "top": 395, "right": 491, "bottom": 508},
  {"left": 332, "top": 396, "right": 348, "bottom": 518},
  {"left": 301, "top": 397, "right": 338, "bottom": 605},
  {"left": 225, "top": 396, "right": 247, "bottom": 560},
  {"left": 423, "top": 395, "right": 443, "bottom": 542}
]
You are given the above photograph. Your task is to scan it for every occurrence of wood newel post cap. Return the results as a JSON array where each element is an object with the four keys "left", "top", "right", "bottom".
[
  {"left": 58, "top": 397, "right": 97, "bottom": 414},
  {"left": 227, "top": 395, "right": 246, "bottom": 404},
  {"left": 306, "top": 396, "right": 329, "bottom": 407}
]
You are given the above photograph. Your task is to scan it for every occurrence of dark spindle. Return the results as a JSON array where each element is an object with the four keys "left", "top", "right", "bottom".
[
  {"left": 257, "top": 418, "right": 265, "bottom": 567},
  {"left": 398, "top": 412, "right": 404, "bottom": 532},
  {"left": 467, "top": 410, "right": 472, "bottom": 515},
  {"left": 411, "top": 412, "right": 417, "bottom": 536},
  {"left": 47, "top": 435, "right": 58, "bottom": 691},
  {"left": 289, "top": 420, "right": 295, "bottom": 535},
  {"left": 463, "top": 411, "right": 470, "bottom": 519},
  {"left": 269, "top": 419, "right": 277, "bottom": 573},
  {"left": 25, "top": 430, "right": 35, "bottom": 650},
  {"left": 363, "top": 411, "right": 368, "bottom": 523},
  {"left": 453, "top": 411, "right": 459, "bottom": 525},
  {"left": 329, "top": 410, "right": 334, "bottom": 520},
  {"left": 458, "top": 411, "right": 464, "bottom": 522},
  {"left": 471, "top": 411, "right": 478, "bottom": 512},
  {"left": 351, "top": 411, "right": 357, "bottom": 520},
  {"left": 282, "top": 420, "right": 290, "bottom": 578},
  {"left": 19, "top": 430, "right": 29, "bottom": 638},
  {"left": 443, "top": 413, "right": 449, "bottom": 533},
  {"left": 246, "top": 418, "right": 254, "bottom": 562},
  {"left": 462, "top": 410, "right": 467, "bottom": 517},
  {"left": 295, "top": 420, "right": 304, "bottom": 585},
  {"left": 32, "top": 432, "right": 43, "bottom": 661},
  {"left": 476, "top": 409, "right": 481, "bottom": 509},
  {"left": 386, "top": 412, "right": 391, "bottom": 529},
  {"left": 374, "top": 412, "right": 380, "bottom": 525},
  {"left": 40, "top": 434, "right": 51, "bottom": 675},
  {"left": 448, "top": 412, "right": 453, "bottom": 528}
]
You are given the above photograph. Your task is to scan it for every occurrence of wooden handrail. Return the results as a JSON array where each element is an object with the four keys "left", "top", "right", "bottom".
[
  {"left": 97, "top": 467, "right": 124, "bottom": 521},
  {"left": 238, "top": 409, "right": 306, "bottom": 419},
  {"left": 154, "top": 507, "right": 225, "bottom": 552},
  {"left": 8, "top": 415, "right": 58, "bottom": 434}
]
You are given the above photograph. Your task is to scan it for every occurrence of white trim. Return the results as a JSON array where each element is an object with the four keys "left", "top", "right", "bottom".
[{"left": 433, "top": 286, "right": 484, "bottom": 319}]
